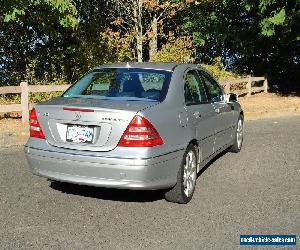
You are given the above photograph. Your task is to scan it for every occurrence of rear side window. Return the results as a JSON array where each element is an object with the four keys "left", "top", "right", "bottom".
[
  {"left": 63, "top": 68, "right": 172, "bottom": 102},
  {"left": 200, "top": 71, "right": 224, "bottom": 102},
  {"left": 184, "top": 70, "right": 208, "bottom": 105}
]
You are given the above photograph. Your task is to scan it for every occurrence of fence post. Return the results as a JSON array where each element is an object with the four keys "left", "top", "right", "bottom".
[
  {"left": 20, "top": 81, "right": 29, "bottom": 123},
  {"left": 246, "top": 75, "right": 252, "bottom": 97},
  {"left": 263, "top": 76, "right": 268, "bottom": 93}
]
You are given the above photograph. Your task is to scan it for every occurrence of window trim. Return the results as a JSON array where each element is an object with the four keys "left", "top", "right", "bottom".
[
  {"left": 198, "top": 70, "right": 225, "bottom": 104},
  {"left": 62, "top": 68, "right": 172, "bottom": 102},
  {"left": 183, "top": 69, "right": 210, "bottom": 106},
  {"left": 195, "top": 70, "right": 210, "bottom": 104}
]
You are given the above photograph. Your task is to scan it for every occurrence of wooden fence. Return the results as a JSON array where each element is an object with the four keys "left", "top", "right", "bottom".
[
  {"left": 0, "top": 83, "right": 70, "bottom": 123},
  {"left": 219, "top": 76, "right": 268, "bottom": 97},
  {"left": 0, "top": 76, "right": 268, "bottom": 123}
]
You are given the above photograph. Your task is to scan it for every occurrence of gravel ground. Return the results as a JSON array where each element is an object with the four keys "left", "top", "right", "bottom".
[
  {"left": 239, "top": 93, "right": 300, "bottom": 120},
  {"left": 0, "top": 116, "right": 299, "bottom": 249}
]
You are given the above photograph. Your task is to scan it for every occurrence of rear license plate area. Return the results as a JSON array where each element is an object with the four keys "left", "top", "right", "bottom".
[{"left": 66, "top": 125, "right": 94, "bottom": 143}]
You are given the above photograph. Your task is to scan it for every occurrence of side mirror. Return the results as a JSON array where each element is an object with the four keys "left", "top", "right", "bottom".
[{"left": 228, "top": 93, "right": 238, "bottom": 102}]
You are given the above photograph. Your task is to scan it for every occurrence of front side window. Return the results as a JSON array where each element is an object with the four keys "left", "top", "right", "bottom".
[
  {"left": 200, "top": 71, "right": 224, "bottom": 102},
  {"left": 184, "top": 70, "right": 208, "bottom": 105},
  {"left": 63, "top": 68, "right": 172, "bottom": 101}
]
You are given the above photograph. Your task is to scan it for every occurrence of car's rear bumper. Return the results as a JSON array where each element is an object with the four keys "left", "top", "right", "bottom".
[{"left": 25, "top": 145, "right": 183, "bottom": 190}]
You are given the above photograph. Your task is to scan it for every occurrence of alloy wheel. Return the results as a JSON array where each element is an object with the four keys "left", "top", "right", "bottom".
[
  {"left": 236, "top": 118, "right": 243, "bottom": 149},
  {"left": 183, "top": 150, "right": 197, "bottom": 197}
]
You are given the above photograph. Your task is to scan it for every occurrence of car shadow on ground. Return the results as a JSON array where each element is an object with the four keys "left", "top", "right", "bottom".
[
  {"left": 197, "top": 149, "right": 228, "bottom": 178},
  {"left": 50, "top": 181, "right": 165, "bottom": 202},
  {"left": 50, "top": 149, "right": 229, "bottom": 203}
]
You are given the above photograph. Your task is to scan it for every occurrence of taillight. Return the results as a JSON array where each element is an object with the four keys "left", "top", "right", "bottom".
[
  {"left": 118, "top": 115, "right": 163, "bottom": 147},
  {"left": 29, "top": 108, "right": 45, "bottom": 139}
]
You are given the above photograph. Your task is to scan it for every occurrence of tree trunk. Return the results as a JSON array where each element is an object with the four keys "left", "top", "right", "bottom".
[
  {"left": 134, "top": 0, "right": 143, "bottom": 62},
  {"left": 149, "top": 16, "right": 158, "bottom": 60}
]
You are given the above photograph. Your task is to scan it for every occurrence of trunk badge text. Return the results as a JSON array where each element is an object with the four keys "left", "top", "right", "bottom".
[{"left": 101, "top": 117, "right": 129, "bottom": 123}]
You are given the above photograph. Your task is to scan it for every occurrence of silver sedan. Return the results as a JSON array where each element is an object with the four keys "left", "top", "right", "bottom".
[{"left": 25, "top": 63, "right": 244, "bottom": 203}]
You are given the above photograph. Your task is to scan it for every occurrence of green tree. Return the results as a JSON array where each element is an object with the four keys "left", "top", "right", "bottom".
[
  {"left": 3, "top": 0, "right": 78, "bottom": 28},
  {"left": 184, "top": 0, "right": 300, "bottom": 90},
  {"left": 1, "top": 0, "right": 78, "bottom": 85},
  {"left": 0, "top": 0, "right": 112, "bottom": 85},
  {"left": 106, "top": 0, "right": 199, "bottom": 62}
]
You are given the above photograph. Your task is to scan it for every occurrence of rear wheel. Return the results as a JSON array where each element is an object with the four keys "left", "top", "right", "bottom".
[
  {"left": 164, "top": 144, "right": 197, "bottom": 204},
  {"left": 229, "top": 115, "right": 244, "bottom": 153}
]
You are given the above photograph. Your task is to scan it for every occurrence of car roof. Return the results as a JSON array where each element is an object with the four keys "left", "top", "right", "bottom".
[{"left": 93, "top": 62, "right": 201, "bottom": 72}]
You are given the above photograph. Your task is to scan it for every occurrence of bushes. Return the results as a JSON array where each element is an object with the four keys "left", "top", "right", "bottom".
[
  {"left": 201, "top": 58, "right": 238, "bottom": 80},
  {"left": 152, "top": 38, "right": 238, "bottom": 80},
  {"left": 151, "top": 36, "right": 194, "bottom": 63}
]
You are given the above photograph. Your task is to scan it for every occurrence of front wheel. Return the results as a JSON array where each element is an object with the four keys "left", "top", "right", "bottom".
[
  {"left": 229, "top": 115, "right": 244, "bottom": 153},
  {"left": 164, "top": 144, "right": 198, "bottom": 204}
]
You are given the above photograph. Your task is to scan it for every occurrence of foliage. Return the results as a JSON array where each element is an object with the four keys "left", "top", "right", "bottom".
[
  {"left": 183, "top": 0, "right": 300, "bottom": 90},
  {"left": 106, "top": 0, "right": 201, "bottom": 61},
  {"left": 151, "top": 35, "right": 194, "bottom": 63},
  {"left": 152, "top": 38, "right": 237, "bottom": 80},
  {"left": 201, "top": 58, "right": 238, "bottom": 80},
  {"left": 100, "top": 29, "right": 135, "bottom": 62},
  {"left": 0, "top": 0, "right": 299, "bottom": 93},
  {"left": 3, "top": 0, "right": 78, "bottom": 28},
  {"left": 0, "top": 0, "right": 111, "bottom": 86}
]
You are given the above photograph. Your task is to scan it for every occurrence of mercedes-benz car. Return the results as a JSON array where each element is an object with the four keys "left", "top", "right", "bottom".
[{"left": 25, "top": 63, "right": 244, "bottom": 203}]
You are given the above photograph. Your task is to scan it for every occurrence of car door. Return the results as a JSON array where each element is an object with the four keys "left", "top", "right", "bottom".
[
  {"left": 200, "top": 71, "right": 234, "bottom": 151},
  {"left": 183, "top": 70, "right": 217, "bottom": 161}
]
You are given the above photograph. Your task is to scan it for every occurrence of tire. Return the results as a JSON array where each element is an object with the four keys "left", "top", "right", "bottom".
[
  {"left": 229, "top": 115, "right": 244, "bottom": 153},
  {"left": 164, "top": 144, "right": 198, "bottom": 204}
]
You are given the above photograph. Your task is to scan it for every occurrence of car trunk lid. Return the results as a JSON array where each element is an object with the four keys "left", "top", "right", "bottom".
[{"left": 35, "top": 97, "right": 158, "bottom": 152}]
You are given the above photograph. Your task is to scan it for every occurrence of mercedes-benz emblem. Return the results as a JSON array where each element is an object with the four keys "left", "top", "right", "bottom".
[{"left": 74, "top": 112, "right": 81, "bottom": 121}]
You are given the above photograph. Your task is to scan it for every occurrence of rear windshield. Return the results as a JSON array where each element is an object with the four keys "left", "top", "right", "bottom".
[{"left": 63, "top": 68, "right": 172, "bottom": 102}]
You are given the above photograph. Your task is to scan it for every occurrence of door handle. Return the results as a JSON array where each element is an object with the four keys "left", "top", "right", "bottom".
[
  {"left": 193, "top": 111, "right": 202, "bottom": 118},
  {"left": 179, "top": 112, "right": 188, "bottom": 127},
  {"left": 215, "top": 108, "right": 220, "bottom": 114}
]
